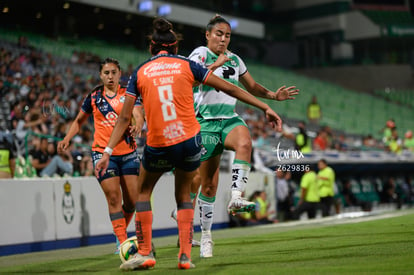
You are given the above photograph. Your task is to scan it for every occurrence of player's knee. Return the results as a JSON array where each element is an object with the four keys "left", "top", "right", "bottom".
[
  {"left": 235, "top": 138, "right": 252, "bottom": 154},
  {"left": 107, "top": 193, "right": 122, "bottom": 208},
  {"left": 202, "top": 184, "right": 217, "bottom": 197}
]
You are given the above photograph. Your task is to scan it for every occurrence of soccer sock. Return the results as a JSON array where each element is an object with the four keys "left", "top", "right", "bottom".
[
  {"left": 110, "top": 211, "right": 127, "bottom": 244},
  {"left": 177, "top": 202, "right": 194, "bottom": 258},
  {"left": 122, "top": 205, "right": 135, "bottom": 227},
  {"left": 198, "top": 193, "right": 215, "bottom": 232},
  {"left": 135, "top": 201, "right": 153, "bottom": 256},
  {"left": 231, "top": 159, "right": 251, "bottom": 199}
]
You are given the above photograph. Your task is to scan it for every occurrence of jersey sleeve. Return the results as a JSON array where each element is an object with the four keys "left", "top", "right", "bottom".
[
  {"left": 126, "top": 68, "right": 139, "bottom": 99},
  {"left": 188, "top": 47, "right": 207, "bottom": 66},
  {"left": 189, "top": 60, "right": 211, "bottom": 84},
  {"left": 81, "top": 92, "right": 93, "bottom": 114},
  {"left": 235, "top": 53, "right": 248, "bottom": 76}
]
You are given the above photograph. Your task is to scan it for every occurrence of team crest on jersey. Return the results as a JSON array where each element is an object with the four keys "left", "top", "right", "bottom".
[{"left": 120, "top": 96, "right": 125, "bottom": 103}]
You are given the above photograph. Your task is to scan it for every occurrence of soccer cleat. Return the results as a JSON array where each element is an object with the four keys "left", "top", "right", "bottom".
[
  {"left": 170, "top": 209, "right": 177, "bottom": 221},
  {"left": 227, "top": 197, "right": 255, "bottom": 215},
  {"left": 178, "top": 253, "right": 195, "bottom": 269},
  {"left": 119, "top": 252, "right": 156, "bottom": 270},
  {"left": 192, "top": 239, "right": 201, "bottom": 247},
  {"left": 200, "top": 232, "right": 213, "bottom": 258}
]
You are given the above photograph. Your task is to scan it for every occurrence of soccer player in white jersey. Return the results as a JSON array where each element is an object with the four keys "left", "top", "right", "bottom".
[{"left": 188, "top": 15, "right": 299, "bottom": 258}]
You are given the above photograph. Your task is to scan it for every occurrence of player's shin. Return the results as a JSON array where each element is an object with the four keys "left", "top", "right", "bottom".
[{"left": 135, "top": 201, "right": 153, "bottom": 256}]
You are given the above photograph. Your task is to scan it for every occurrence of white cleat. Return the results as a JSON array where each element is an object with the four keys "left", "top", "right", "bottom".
[
  {"left": 227, "top": 197, "right": 256, "bottom": 215},
  {"left": 200, "top": 232, "right": 213, "bottom": 258},
  {"left": 119, "top": 252, "right": 156, "bottom": 270}
]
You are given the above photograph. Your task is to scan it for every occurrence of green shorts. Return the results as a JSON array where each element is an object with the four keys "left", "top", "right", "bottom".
[{"left": 197, "top": 115, "right": 247, "bottom": 161}]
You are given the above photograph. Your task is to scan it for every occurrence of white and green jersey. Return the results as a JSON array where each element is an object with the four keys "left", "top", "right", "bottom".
[{"left": 189, "top": 46, "right": 247, "bottom": 120}]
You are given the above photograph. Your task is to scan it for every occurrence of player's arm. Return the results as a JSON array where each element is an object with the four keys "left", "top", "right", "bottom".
[
  {"left": 239, "top": 72, "right": 298, "bottom": 101},
  {"left": 205, "top": 73, "right": 282, "bottom": 131},
  {"left": 207, "top": 53, "right": 230, "bottom": 71},
  {"left": 130, "top": 106, "right": 145, "bottom": 137},
  {"left": 58, "top": 111, "right": 89, "bottom": 152}
]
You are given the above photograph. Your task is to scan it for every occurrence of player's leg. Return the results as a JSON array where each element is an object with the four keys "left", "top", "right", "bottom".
[
  {"left": 223, "top": 121, "right": 255, "bottom": 214},
  {"left": 93, "top": 152, "right": 127, "bottom": 250},
  {"left": 174, "top": 133, "right": 201, "bottom": 268},
  {"left": 175, "top": 168, "right": 197, "bottom": 269},
  {"left": 120, "top": 175, "right": 138, "bottom": 228},
  {"left": 119, "top": 150, "right": 141, "bottom": 229},
  {"left": 191, "top": 169, "right": 201, "bottom": 208},
  {"left": 100, "top": 177, "right": 127, "bottom": 245},
  {"left": 198, "top": 155, "right": 220, "bottom": 258},
  {"left": 171, "top": 168, "right": 201, "bottom": 247},
  {"left": 120, "top": 163, "right": 160, "bottom": 270}
]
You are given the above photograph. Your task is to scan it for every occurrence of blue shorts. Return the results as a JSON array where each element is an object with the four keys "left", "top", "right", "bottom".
[
  {"left": 142, "top": 133, "right": 201, "bottom": 172},
  {"left": 92, "top": 150, "right": 140, "bottom": 183}
]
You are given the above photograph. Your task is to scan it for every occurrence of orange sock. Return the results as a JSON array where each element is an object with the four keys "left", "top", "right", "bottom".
[
  {"left": 110, "top": 213, "right": 127, "bottom": 244},
  {"left": 135, "top": 209, "right": 153, "bottom": 256},
  {"left": 177, "top": 208, "right": 194, "bottom": 259}
]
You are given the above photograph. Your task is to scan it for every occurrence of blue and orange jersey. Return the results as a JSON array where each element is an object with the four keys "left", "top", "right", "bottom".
[
  {"left": 126, "top": 52, "right": 211, "bottom": 147},
  {"left": 81, "top": 84, "right": 140, "bottom": 155}
]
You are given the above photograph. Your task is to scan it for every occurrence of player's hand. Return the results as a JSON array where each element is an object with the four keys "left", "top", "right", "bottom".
[
  {"left": 95, "top": 154, "right": 110, "bottom": 178},
  {"left": 57, "top": 139, "right": 69, "bottom": 153},
  {"left": 129, "top": 124, "right": 142, "bottom": 138},
  {"left": 264, "top": 107, "right": 282, "bottom": 132},
  {"left": 216, "top": 53, "right": 231, "bottom": 67},
  {"left": 274, "top": 86, "right": 299, "bottom": 101}
]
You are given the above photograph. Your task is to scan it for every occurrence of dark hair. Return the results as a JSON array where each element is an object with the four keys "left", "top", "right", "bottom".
[
  {"left": 99, "top": 57, "right": 120, "bottom": 72},
  {"left": 149, "top": 18, "right": 179, "bottom": 55},
  {"left": 206, "top": 14, "right": 230, "bottom": 32}
]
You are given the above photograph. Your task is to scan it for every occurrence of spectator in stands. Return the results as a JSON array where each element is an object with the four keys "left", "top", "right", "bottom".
[
  {"left": 307, "top": 95, "right": 321, "bottom": 124},
  {"left": 333, "top": 134, "right": 348, "bottom": 152},
  {"left": 293, "top": 167, "right": 319, "bottom": 220},
  {"left": 381, "top": 177, "right": 397, "bottom": 204},
  {"left": 282, "top": 120, "right": 312, "bottom": 153},
  {"left": 31, "top": 137, "right": 73, "bottom": 177},
  {"left": 0, "top": 131, "right": 16, "bottom": 178},
  {"left": 387, "top": 128, "right": 402, "bottom": 154},
  {"left": 341, "top": 179, "right": 372, "bottom": 211},
  {"left": 361, "top": 134, "right": 379, "bottom": 151},
  {"left": 381, "top": 118, "right": 395, "bottom": 146},
  {"left": 317, "top": 158, "right": 335, "bottom": 217},
  {"left": 275, "top": 170, "right": 291, "bottom": 221},
  {"left": 252, "top": 190, "right": 277, "bottom": 224},
  {"left": 313, "top": 129, "right": 328, "bottom": 151},
  {"left": 403, "top": 130, "right": 414, "bottom": 152}
]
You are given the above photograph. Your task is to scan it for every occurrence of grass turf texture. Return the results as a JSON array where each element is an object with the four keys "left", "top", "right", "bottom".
[{"left": 1, "top": 210, "right": 414, "bottom": 274}]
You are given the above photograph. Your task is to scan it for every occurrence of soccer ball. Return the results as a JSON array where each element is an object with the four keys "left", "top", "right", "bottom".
[
  {"left": 119, "top": 236, "right": 139, "bottom": 263},
  {"left": 118, "top": 236, "right": 156, "bottom": 263}
]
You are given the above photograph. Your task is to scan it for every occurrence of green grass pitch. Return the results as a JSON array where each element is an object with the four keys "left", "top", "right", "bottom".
[{"left": 1, "top": 209, "right": 414, "bottom": 274}]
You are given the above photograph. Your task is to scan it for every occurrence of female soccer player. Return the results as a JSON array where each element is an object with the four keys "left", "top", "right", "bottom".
[
  {"left": 95, "top": 17, "right": 283, "bottom": 270},
  {"left": 189, "top": 15, "right": 299, "bottom": 258},
  {"left": 57, "top": 58, "right": 144, "bottom": 252}
]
